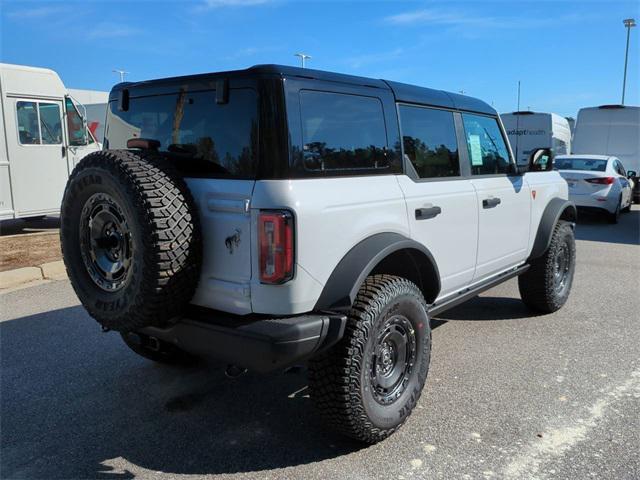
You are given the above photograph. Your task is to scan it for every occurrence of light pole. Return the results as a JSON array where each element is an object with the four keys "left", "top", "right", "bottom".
[
  {"left": 112, "top": 69, "right": 129, "bottom": 82},
  {"left": 622, "top": 18, "right": 636, "bottom": 105},
  {"left": 294, "top": 53, "right": 312, "bottom": 68}
]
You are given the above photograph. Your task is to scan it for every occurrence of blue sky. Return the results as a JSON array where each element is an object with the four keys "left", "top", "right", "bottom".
[{"left": 1, "top": 0, "right": 638, "bottom": 117}]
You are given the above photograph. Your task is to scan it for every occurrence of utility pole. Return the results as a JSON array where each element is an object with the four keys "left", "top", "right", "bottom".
[
  {"left": 515, "top": 80, "right": 521, "bottom": 163},
  {"left": 112, "top": 69, "right": 129, "bottom": 82},
  {"left": 294, "top": 53, "right": 312, "bottom": 68},
  {"left": 622, "top": 18, "right": 636, "bottom": 105}
]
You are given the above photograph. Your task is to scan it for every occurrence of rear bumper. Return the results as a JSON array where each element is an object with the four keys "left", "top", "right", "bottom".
[
  {"left": 139, "top": 307, "right": 347, "bottom": 373},
  {"left": 569, "top": 192, "right": 617, "bottom": 213}
]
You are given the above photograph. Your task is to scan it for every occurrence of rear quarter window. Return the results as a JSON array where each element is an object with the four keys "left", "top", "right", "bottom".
[
  {"left": 297, "top": 90, "right": 391, "bottom": 175},
  {"left": 105, "top": 88, "right": 258, "bottom": 178}
]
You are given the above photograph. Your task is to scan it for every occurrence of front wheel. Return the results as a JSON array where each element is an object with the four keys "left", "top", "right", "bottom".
[
  {"left": 308, "top": 275, "right": 431, "bottom": 443},
  {"left": 518, "top": 220, "right": 576, "bottom": 313}
]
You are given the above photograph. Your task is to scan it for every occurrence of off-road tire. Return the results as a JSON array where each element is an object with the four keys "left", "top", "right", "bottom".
[
  {"left": 121, "top": 332, "right": 197, "bottom": 365},
  {"left": 308, "top": 275, "right": 431, "bottom": 443},
  {"left": 60, "top": 149, "right": 202, "bottom": 332},
  {"left": 518, "top": 220, "right": 575, "bottom": 313}
]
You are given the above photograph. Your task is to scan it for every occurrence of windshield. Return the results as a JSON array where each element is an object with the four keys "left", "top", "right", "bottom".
[
  {"left": 65, "top": 97, "right": 94, "bottom": 146},
  {"left": 555, "top": 158, "right": 608, "bottom": 172}
]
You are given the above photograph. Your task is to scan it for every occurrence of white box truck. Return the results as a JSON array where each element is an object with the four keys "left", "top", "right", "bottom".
[
  {"left": 0, "top": 63, "right": 102, "bottom": 220},
  {"left": 501, "top": 111, "right": 572, "bottom": 165},
  {"left": 572, "top": 104, "right": 640, "bottom": 202}
]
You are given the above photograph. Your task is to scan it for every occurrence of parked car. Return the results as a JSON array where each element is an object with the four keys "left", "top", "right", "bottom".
[
  {"left": 572, "top": 105, "right": 640, "bottom": 203},
  {"left": 60, "top": 65, "right": 577, "bottom": 443},
  {"left": 555, "top": 154, "right": 634, "bottom": 223}
]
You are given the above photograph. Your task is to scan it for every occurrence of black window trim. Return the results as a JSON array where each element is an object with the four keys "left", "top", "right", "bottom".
[{"left": 296, "top": 87, "right": 392, "bottom": 176}]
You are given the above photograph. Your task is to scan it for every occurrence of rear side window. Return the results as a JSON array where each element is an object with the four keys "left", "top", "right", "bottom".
[
  {"left": 462, "top": 113, "right": 511, "bottom": 175},
  {"left": 399, "top": 105, "right": 460, "bottom": 178},
  {"left": 299, "top": 90, "right": 389, "bottom": 173},
  {"left": 105, "top": 88, "right": 258, "bottom": 178}
]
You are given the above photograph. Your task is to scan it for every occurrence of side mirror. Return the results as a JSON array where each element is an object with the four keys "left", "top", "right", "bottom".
[
  {"left": 627, "top": 170, "right": 637, "bottom": 179},
  {"left": 529, "top": 148, "right": 554, "bottom": 172}
]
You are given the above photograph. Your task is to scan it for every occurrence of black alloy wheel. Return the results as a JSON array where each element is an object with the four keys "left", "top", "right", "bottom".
[{"left": 79, "top": 193, "right": 133, "bottom": 292}]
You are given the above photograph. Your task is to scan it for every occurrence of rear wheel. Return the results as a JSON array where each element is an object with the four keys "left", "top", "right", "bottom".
[
  {"left": 608, "top": 197, "right": 621, "bottom": 223},
  {"left": 308, "top": 275, "right": 431, "bottom": 443},
  {"left": 621, "top": 196, "right": 631, "bottom": 213},
  {"left": 518, "top": 220, "right": 575, "bottom": 313}
]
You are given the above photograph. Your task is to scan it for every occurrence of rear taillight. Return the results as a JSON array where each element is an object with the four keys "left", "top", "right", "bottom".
[
  {"left": 259, "top": 210, "right": 294, "bottom": 284},
  {"left": 585, "top": 177, "right": 615, "bottom": 185}
]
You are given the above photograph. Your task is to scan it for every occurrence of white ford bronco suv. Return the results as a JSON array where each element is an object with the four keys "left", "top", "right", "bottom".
[{"left": 60, "top": 65, "right": 576, "bottom": 443}]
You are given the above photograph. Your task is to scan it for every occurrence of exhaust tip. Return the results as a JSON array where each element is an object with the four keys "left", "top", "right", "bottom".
[{"left": 225, "top": 364, "right": 247, "bottom": 378}]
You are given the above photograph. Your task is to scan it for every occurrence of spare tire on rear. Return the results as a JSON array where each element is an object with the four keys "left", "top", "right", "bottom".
[{"left": 60, "top": 149, "right": 202, "bottom": 332}]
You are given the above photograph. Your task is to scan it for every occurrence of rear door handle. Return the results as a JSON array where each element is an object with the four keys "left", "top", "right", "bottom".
[
  {"left": 482, "top": 197, "right": 501, "bottom": 209},
  {"left": 415, "top": 206, "right": 442, "bottom": 220},
  {"left": 62, "top": 145, "right": 66, "bottom": 157}
]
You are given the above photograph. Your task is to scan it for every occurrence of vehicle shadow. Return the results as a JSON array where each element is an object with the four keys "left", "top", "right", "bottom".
[
  {"left": 435, "top": 296, "right": 540, "bottom": 321},
  {"left": 0, "top": 306, "right": 363, "bottom": 479},
  {"left": 574, "top": 208, "right": 639, "bottom": 245},
  {"left": 0, "top": 216, "right": 60, "bottom": 236}
]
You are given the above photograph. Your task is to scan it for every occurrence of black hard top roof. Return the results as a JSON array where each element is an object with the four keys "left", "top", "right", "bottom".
[{"left": 110, "top": 64, "right": 496, "bottom": 115}]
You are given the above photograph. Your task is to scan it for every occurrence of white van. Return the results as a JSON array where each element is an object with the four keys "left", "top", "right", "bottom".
[
  {"left": 572, "top": 105, "right": 640, "bottom": 197},
  {"left": 0, "top": 63, "right": 102, "bottom": 220},
  {"left": 501, "top": 112, "right": 572, "bottom": 165}
]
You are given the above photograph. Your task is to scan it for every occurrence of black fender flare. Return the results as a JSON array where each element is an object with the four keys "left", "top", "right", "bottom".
[
  {"left": 528, "top": 198, "right": 577, "bottom": 260},
  {"left": 314, "top": 232, "right": 440, "bottom": 311}
]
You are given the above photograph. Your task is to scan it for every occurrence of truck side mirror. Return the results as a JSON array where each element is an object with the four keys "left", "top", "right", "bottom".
[
  {"left": 627, "top": 170, "right": 637, "bottom": 179},
  {"left": 529, "top": 148, "right": 553, "bottom": 172}
]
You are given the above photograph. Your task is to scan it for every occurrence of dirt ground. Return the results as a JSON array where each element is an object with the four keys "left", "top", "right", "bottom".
[{"left": 0, "top": 218, "right": 61, "bottom": 272}]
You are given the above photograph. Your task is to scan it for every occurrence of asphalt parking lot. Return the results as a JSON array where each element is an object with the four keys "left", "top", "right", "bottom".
[{"left": 2, "top": 207, "right": 639, "bottom": 480}]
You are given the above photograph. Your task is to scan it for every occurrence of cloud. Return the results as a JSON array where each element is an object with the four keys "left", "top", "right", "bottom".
[
  {"left": 223, "top": 45, "right": 280, "bottom": 60},
  {"left": 5, "top": 6, "right": 68, "bottom": 19},
  {"left": 86, "top": 23, "right": 140, "bottom": 39},
  {"left": 345, "top": 48, "right": 405, "bottom": 69},
  {"left": 385, "top": 8, "right": 591, "bottom": 30}
]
